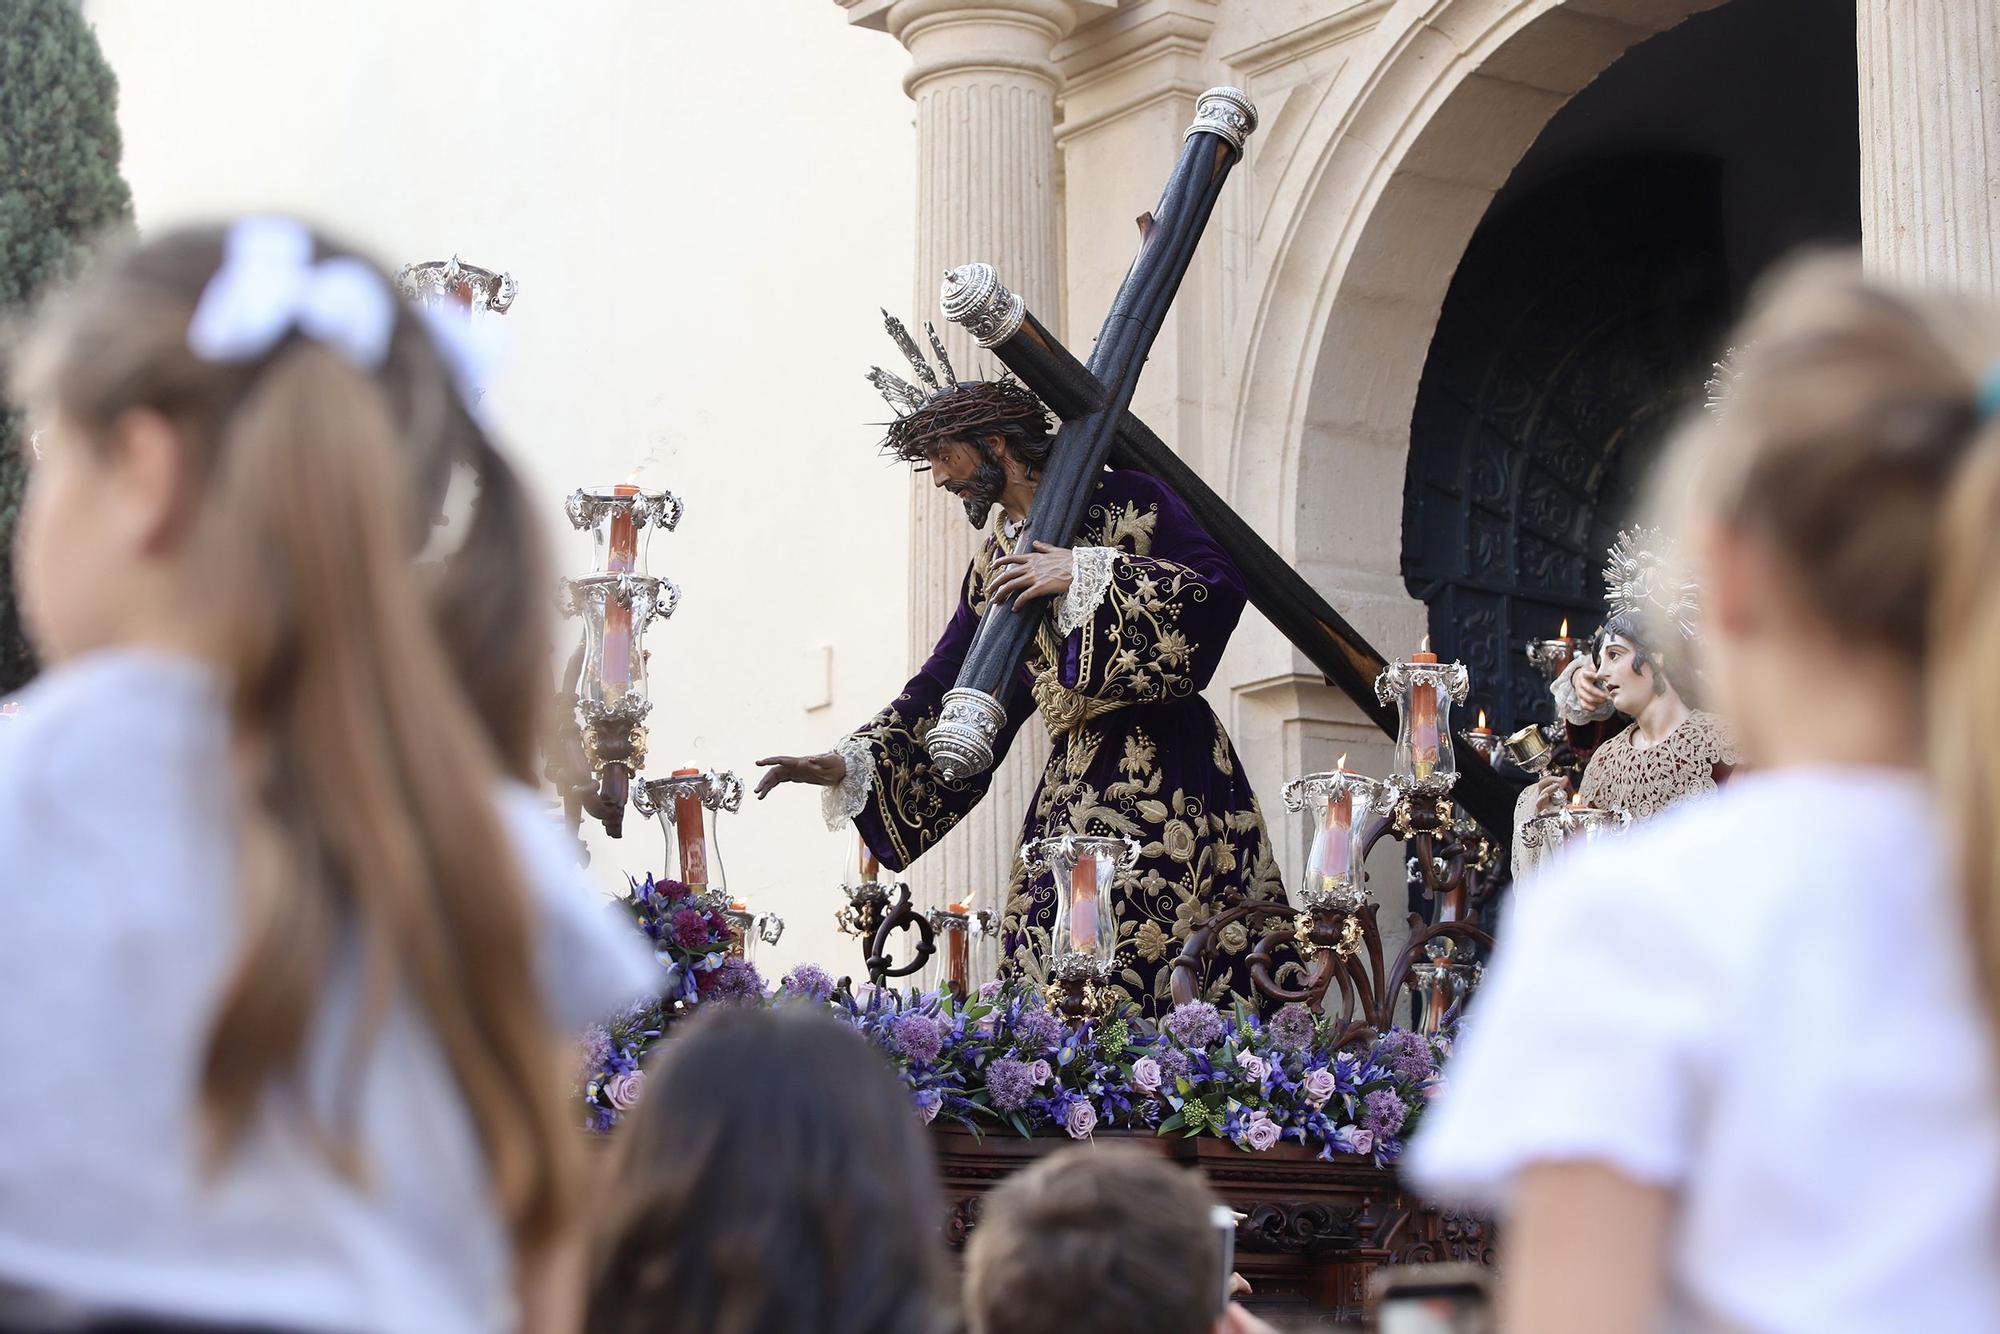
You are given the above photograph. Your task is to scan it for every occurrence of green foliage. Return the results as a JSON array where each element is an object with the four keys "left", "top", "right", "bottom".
[{"left": 0, "top": 0, "right": 133, "bottom": 691}]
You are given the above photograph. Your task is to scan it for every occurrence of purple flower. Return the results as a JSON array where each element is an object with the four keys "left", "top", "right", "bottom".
[
  {"left": 671, "top": 908, "right": 712, "bottom": 951},
  {"left": 577, "top": 1025, "right": 613, "bottom": 1080},
  {"left": 1159, "top": 1048, "right": 1191, "bottom": 1086},
  {"left": 893, "top": 1013, "right": 944, "bottom": 1065},
  {"left": 1030, "top": 1058, "right": 1053, "bottom": 1087},
  {"left": 1338, "top": 1125, "right": 1374, "bottom": 1157},
  {"left": 989, "top": 1058, "right": 1035, "bottom": 1113},
  {"left": 1235, "top": 1051, "right": 1270, "bottom": 1084},
  {"left": 1378, "top": 1029, "right": 1437, "bottom": 1082},
  {"left": 1164, "top": 1001, "right": 1226, "bottom": 1049},
  {"left": 778, "top": 963, "right": 835, "bottom": 1004},
  {"left": 914, "top": 1088, "right": 943, "bottom": 1124},
  {"left": 1014, "top": 1005, "right": 1064, "bottom": 1053},
  {"left": 1361, "top": 1088, "right": 1407, "bottom": 1138},
  {"left": 1131, "top": 1056, "right": 1163, "bottom": 1094},
  {"left": 1064, "top": 1099, "right": 1098, "bottom": 1140},
  {"left": 1243, "top": 1110, "right": 1282, "bottom": 1152},
  {"left": 698, "top": 956, "right": 765, "bottom": 1004},
  {"left": 978, "top": 979, "right": 1004, "bottom": 1000},
  {"left": 606, "top": 1069, "right": 646, "bottom": 1111},
  {"left": 1269, "top": 1004, "right": 1317, "bottom": 1053},
  {"left": 1300, "top": 1067, "right": 1337, "bottom": 1108}
]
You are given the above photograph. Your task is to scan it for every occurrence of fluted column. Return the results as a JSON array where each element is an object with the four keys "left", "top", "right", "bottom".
[
  {"left": 1859, "top": 2, "right": 2000, "bottom": 293},
  {"left": 837, "top": 0, "right": 1078, "bottom": 944}
]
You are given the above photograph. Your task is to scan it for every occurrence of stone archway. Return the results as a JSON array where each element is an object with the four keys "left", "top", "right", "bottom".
[{"left": 1224, "top": 0, "right": 1730, "bottom": 677}]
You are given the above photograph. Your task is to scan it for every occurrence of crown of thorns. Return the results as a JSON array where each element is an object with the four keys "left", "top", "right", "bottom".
[{"left": 866, "top": 309, "right": 1053, "bottom": 463}]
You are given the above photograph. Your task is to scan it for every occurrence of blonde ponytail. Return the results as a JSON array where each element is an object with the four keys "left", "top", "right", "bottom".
[{"left": 1932, "top": 407, "right": 2000, "bottom": 1040}]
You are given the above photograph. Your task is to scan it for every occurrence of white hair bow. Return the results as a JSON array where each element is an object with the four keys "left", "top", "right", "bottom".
[{"left": 187, "top": 215, "right": 396, "bottom": 370}]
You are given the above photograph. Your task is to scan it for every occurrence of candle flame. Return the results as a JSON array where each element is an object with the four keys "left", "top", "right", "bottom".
[
  {"left": 1559, "top": 618, "right": 1570, "bottom": 639},
  {"left": 1336, "top": 752, "right": 1348, "bottom": 772},
  {"left": 947, "top": 900, "right": 970, "bottom": 914},
  {"left": 1569, "top": 794, "right": 1587, "bottom": 809},
  {"left": 1477, "top": 709, "right": 1487, "bottom": 728}
]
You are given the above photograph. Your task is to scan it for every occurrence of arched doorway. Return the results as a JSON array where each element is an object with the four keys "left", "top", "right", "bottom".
[{"left": 1397, "top": 0, "right": 1861, "bottom": 732}]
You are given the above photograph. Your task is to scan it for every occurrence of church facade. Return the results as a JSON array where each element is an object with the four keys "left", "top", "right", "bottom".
[{"left": 833, "top": 0, "right": 1999, "bottom": 957}]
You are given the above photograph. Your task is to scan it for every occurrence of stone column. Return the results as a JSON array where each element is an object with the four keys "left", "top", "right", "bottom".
[
  {"left": 1859, "top": 1, "right": 2000, "bottom": 293},
  {"left": 836, "top": 0, "right": 1091, "bottom": 941}
]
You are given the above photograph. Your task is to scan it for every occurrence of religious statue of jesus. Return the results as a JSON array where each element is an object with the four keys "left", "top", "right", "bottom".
[{"left": 757, "top": 313, "right": 1282, "bottom": 1012}]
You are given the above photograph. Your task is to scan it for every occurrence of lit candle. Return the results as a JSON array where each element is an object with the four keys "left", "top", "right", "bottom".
[
  {"left": 602, "top": 483, "right": 640, "bottom": 697},
  {"left": 1069, "top": 853, "right": 1101, "bottom": 953},
  {"left": 671, "top": 766, "right": 708, "bottom": 888},
  {"left": 1410, "top": 636, "right": 1440, "bottom": 780},
  {"left": 1306, "top": 754, "right": 1353, "bottom": 886},
  {"left": 858, "top": 834, "right": 881, "bottom": 883},
  {"left": 945, "top": 899, "right": 971, "bottom": 994},
  {"left": 1469, "top": 709, "right": 1494, "bottom": 740}
]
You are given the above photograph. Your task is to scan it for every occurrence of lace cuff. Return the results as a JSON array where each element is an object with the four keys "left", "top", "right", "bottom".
[
  {"left": 1551, "top": 657, "right": 1615, "bottom": 725},
  {"left": 1055, "top": 547, "right": 1118, "bottom": 636},
  {"left": 821, "top": 735, "right": 878, "bottom": 831}
]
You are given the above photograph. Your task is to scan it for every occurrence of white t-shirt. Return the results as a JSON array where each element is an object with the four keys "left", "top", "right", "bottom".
[
  {"left": 0, "top": 650, "right": 660, "bottom": 1332},
  {"left": 1407, "top": 767, "right": 2000, "bottom": 1333}
]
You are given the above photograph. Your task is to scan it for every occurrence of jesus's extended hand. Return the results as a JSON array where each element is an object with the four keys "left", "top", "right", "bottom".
[{"left": 753, "top": 752, "right": 849, "bottom": 799}]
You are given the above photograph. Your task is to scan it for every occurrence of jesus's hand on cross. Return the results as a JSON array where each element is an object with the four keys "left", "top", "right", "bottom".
[{"left": 989, "top": 541, "right": 1073, "bottom": 610}]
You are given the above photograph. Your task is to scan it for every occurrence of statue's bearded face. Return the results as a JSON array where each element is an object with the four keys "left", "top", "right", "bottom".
[{"left": 923, "top": 435, "right": 1009, "bottom": 527}]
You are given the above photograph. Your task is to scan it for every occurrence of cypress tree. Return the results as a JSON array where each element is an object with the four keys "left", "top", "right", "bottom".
[{"left": 0, "top": 0, "right": 133, "bottom": 691}]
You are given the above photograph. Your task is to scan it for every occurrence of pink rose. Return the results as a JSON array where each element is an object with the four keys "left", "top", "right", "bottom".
[
  {"left": 1235, "top": 1051, "right": 1269, "bottom": 1084},
  {"left": 1300, "top": 1067, "right": 1337, "bottom": 1108},
  {"left": 1343, "top": 1127, "right": 1374, "bottom": 1157},
  {"left": 1131, "top": 1056, "right": 1163, "bottom": 1094},
  {"left": 606, "top": 1070, "right": 646, "bottom": 1112},
  {"left": 1031, "top": 1058, "right": 1054, "bottom": 1087},
  {"left": 1064, "top": 1099, "right": 1098, "bottom": 1140},
  {"left": 1243, "top": 1111, "right": 1282, "bottom": 1153}
]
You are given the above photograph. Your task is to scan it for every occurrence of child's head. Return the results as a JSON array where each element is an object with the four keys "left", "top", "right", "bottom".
[
  {"left": 1657, "top": 251, "right": 2000, "bottom": 1024},
  {"left": 9, "top": 218, "right": 581, "bottom": 1248},
  {"left": 11, "top": 218, "right": 550, "bottom": 773},
  {"left": 964, "top": 1145, "right": 1230, "bottom": 1334},
  {"left": 588, "top": 1005, "right": 950, "bottom": 1334},
  {"left": 1657, "top": 255, "right": 1999, "bottom": 759}
]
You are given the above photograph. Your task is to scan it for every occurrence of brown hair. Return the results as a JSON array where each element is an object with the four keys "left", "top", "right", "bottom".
[
  {"left": 964, "top": 1145, "right": 1225, "bottom": 1334},
  {"left": 12, "top": 223, "right": 579, "bottom": 1249},
  {"left": 587, "top": 1005, "right": 949, "bottom": 1334},
  {"left": 1660, "top": 252, "right": 2000, "bottom": 1032}
]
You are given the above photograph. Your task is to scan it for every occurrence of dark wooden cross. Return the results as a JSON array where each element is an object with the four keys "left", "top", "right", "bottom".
[{"left": 924, "top": 87, "right": 1515, "bottom": 838}]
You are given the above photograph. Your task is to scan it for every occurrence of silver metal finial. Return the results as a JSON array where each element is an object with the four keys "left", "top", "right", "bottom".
[
  {"left": 1185, "top": 86, "right": 1257, "bottom": 152},
  {"left": 926, "top": 688, "right": 1008, "bottom": 781},
  {"left": 940, "top": 263, "right": 1026, "bottom": 348}
]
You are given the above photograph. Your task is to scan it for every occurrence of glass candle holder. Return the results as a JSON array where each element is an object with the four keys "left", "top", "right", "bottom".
[
  {"left": 565, "top": 485, "right": 685, "bottom": 576},
  {"left": 633, "top": 768, "right": 742, "bottom": 892},
  {"left": 1524, "top": 619, "right": 1583, "bottom": 685},
  {"left": 1024, "top": 834, "right": 1139, "bottom": 982},
  {"left": 395, "top": 256, "right": 518, "bottom": 313},
  {"left": 1375, "top": 640, "right": 1470, "bottom": 795},
  {"left": 562, "top": 574, "right": 680, "bottom": 710},
  {"left": 1536, "top": 800, "right": 1632, "bottom": 856},
  {"left": 1280, "top": 763, "right": 1387, "bottom": 914}
]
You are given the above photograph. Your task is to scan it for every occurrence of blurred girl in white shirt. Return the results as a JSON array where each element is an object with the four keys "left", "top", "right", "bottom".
[
  {"left": 0, "top": 218, "right": 654, "bottom": 1332},
  {"left": 1409, "top": 256, "right": 2000, "bottom": 1333}
]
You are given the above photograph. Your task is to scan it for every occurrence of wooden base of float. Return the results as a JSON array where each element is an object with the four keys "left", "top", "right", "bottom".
[{"left": 930, "top": 1124, "right": 1493, "bottom": 1328}]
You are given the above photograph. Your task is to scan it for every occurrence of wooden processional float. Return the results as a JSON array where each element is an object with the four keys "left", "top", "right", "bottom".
[{"left": 926, "top": 87, "right": 1516, "bottom": 839}]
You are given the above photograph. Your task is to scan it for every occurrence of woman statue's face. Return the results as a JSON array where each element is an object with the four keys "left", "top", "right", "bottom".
[{"left": 1596, "top": 633, "right": 1655, "bottom": 716}]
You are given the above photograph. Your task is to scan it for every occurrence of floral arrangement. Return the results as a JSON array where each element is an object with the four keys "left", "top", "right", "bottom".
[
  {"left": 579, "top": 943, "right": 1448, "bottom": 1164},
  {"left": 578, "top": 874, "right": 766, "bottom": 1131}
]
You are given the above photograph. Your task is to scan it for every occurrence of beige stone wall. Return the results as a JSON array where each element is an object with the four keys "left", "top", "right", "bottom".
[{"left": 86, "top": 0, "right": 919, "bottom": 978}]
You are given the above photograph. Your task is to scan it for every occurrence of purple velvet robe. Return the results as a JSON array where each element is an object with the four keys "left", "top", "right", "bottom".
[{"left": 843, "top": 469, "right": 1283, "bottom": 1013}]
